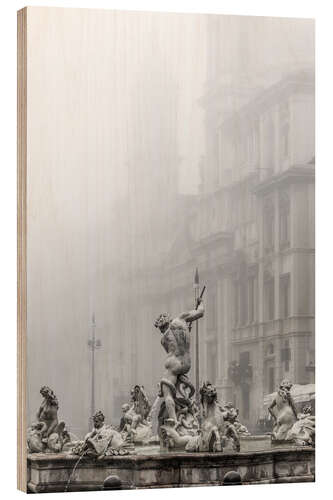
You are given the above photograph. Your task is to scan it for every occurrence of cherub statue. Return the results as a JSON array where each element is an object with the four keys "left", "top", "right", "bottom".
[{"left": 268, "top": 379, "right": 298, "bottom": 440}]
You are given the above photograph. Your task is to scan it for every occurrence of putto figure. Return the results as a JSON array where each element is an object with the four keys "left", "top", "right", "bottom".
[{"left": 154, "top": 298, "right": 204, "bottom": 437}]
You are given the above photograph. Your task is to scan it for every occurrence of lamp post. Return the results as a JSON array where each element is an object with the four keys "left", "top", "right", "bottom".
[{"left": 87, "top": 313, "right": 102, "bottom": 430}]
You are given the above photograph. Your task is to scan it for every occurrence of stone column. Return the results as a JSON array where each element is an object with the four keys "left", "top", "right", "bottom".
[
  {"left": 216, "top": 277, "right": 224, "bottom": 387},
  {"left": 258, "top": 197, "right": 264, "bottom": 324},
  {"left": 221, "top": 276, "right": 234, "bottom": 402},
  {"left": 273, "top": 104, "right": 280, "bottom": 175},
  {"left": 259, "top": 116, "right": 265, "bottom": 181}
]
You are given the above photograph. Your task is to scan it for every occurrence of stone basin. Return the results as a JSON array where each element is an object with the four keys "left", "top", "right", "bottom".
[{"left": 27, "top": 438, "right": 315, "bottom": 493}]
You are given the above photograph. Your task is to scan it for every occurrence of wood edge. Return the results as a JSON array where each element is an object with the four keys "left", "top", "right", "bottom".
[{"left": 17, "top": 6, "right": 27, "bottom": 493}]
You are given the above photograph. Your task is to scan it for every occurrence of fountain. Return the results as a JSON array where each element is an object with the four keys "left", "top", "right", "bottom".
[{"left": 26, "top": 297, "right": 315, "bottom": 492}]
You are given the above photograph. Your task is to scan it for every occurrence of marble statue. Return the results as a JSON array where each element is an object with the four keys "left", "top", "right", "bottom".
[
  {"left": 160, "top": 382, "right": 240, "bottom": 453},
  {"left": 27, "top": 386, "right": 72, "bottom": 453},
  {"left": 219, "top": 402, "right": 250, "bottom": 437},
  {"left": 72, "top": 410, "right": 133, "bottom": 457},
  {"left": 154, "top": 298, "right": 204, "bottom": 441},
  {"left": 286, "top": 405, "right": 315, "bottom": 446},
  {"left": 198, "top": 382, "right": 240, "bottom": 452},
  {"left": 268, "top": 379, "right": 298, "bottom": 441},
  {"left": 119, "top": 385, "right": 153, "bottom": 443}
]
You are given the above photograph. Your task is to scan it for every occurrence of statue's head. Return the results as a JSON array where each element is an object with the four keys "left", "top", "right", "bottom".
[
  {"left": 92, "top": 410, "right": 105, "bottom": 429},
  {"left": 279, "top": 379, "right": 293, "bottom": 392},
  {"left": 154, "top": 313, "right": 171, "bottom": 332},
  {"left": 40, "top": 386, "right": 58, "bottom": 408}
]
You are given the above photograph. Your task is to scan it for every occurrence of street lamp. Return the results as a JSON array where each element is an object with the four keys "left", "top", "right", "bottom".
[{"left": 87, "top": 313, "right": 102, "bottom": 430}]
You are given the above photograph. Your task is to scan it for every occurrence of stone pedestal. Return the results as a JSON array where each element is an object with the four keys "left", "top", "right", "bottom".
[{"left": 27, "top": 447, "right": 314, "bottom": 492}]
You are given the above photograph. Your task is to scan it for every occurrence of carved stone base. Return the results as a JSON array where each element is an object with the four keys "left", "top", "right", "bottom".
[{"left": 27, "top": 447, "right": 315, "bottom": 492}]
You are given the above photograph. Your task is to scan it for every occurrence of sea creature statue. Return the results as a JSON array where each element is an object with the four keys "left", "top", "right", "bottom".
[
  {"left": 27, "top": 386, "right": 72, "bottom": 453},
  {"left": 154, "top": 298, "right": 204, "bottom": 446},
  {"left": 268, "top": 379, "right": 298, "bottom": 441},
  {"left": 119, "top": 385, "right": 153, "bottom": 444},
  {"left": 72, "top": 410, "right": 133, "bottom": 458},
  {"left": 160, "top": 382, "right": 240, "bottom": 453},
  {"left": 198, "top": 383, "right": 240, "bottom": 452},
  {"left": 286, "top": 405, "right": 315, "bottom": 446}
]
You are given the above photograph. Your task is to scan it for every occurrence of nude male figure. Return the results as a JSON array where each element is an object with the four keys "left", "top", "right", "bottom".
[{"left": 154, "top": 298, "right": 204, "bottom": 422}]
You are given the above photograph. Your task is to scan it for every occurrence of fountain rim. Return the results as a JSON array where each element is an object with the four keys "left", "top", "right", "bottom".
[{"left": 27, "top": 445, "right": 315, "bottom": 465}]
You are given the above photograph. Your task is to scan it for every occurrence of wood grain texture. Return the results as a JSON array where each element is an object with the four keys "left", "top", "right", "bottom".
[{"left": 17, "top": 7, "right": 27, "bottom": 493}]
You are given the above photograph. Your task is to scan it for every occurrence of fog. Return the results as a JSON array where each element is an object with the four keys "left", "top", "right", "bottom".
[{"left": 26, "top": 8, "right": 314, "bottom": 435}]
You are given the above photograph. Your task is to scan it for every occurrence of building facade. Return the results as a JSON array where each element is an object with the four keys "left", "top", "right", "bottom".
[
  {"left": 118, "top": 69, "right": 315, "bottom": 431},
  {"left": 195, "top": 69, "right": 315, "bottom": 429}
]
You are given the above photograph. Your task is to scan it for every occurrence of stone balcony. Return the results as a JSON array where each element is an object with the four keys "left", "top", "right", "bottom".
[{"left": 232, "top": 316, "right": 314, "bottom": 343}]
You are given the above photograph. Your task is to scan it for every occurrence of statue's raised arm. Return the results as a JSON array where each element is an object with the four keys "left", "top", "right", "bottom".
[{"left": 177, "top": 298, "right": 205, "bottom": 324}]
